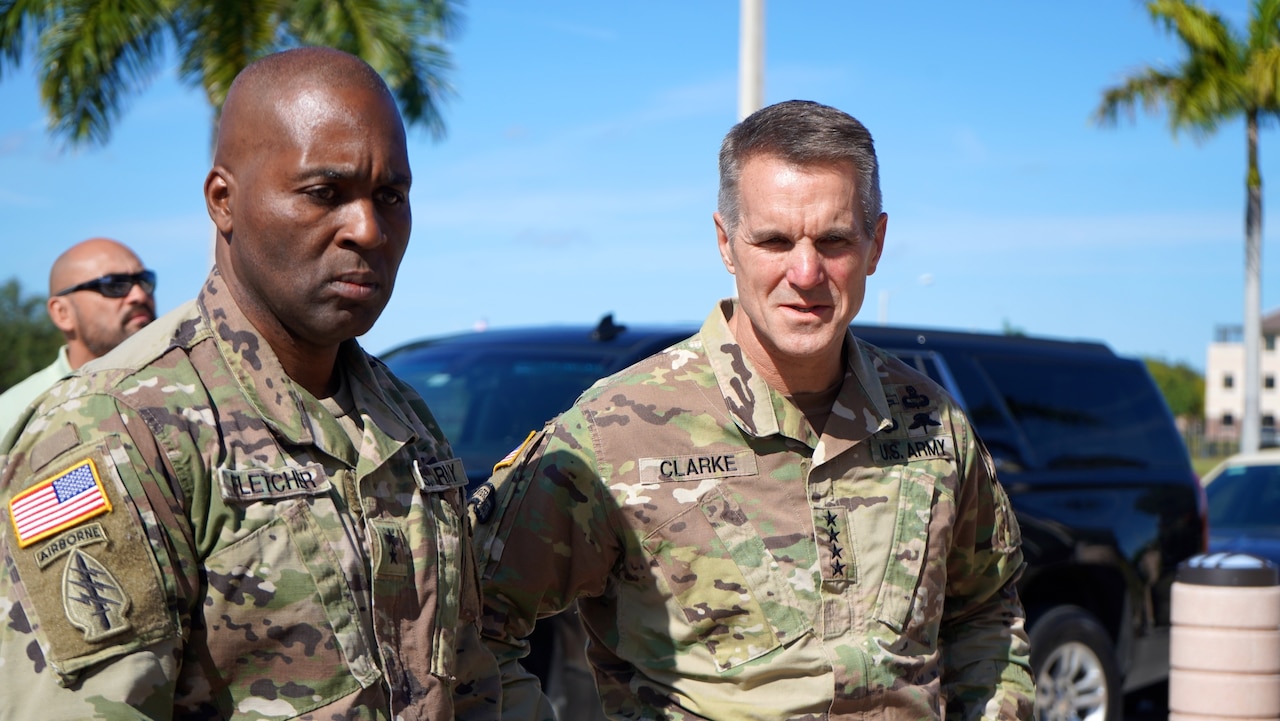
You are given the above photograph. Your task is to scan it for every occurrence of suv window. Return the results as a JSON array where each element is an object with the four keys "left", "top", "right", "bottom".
[
  {"left": 888, "top": 349, "right": 1185, "bottom": 473},
  {"left": 973, "top": 354, "right": 1185, "bottom": 471},
  {"left": 388, "top": 348, "right": 613, "bottom": 479}
]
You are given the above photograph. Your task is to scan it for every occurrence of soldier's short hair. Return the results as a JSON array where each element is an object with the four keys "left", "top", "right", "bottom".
[{"left": 717, "top": 100, "right": 882, "bottom": 241}]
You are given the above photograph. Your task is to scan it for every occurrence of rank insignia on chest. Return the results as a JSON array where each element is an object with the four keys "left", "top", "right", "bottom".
[
  {"left": 370, "top": 520, "right": 411, "bottom": 579},
  {"left": 8, "top": 458, "right": 112, "bottom": 548},
  {"left": 817, "top": 507, "right": 856, "bottom": 583}
]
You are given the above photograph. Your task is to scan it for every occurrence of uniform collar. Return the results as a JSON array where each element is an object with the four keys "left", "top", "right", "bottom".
[
  {"left": 702, "top": 299, "right": 895, "bottom": 460},
  {"left": 196, "top": 269, "right": 418, "bottom": 470},
  {"left": 53, "top": 345, "right": 72, "bottom": 376}
]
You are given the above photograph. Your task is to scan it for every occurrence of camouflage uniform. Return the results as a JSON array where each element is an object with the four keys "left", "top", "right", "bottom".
[
  {"left": 460, "top": 299, "right": 1034, "bottom": 721},
  {"left": 0, "top": 270, "right": 490, "bottom": 719}
]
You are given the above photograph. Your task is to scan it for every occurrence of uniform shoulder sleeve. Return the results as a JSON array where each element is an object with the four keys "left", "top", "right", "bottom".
[
  {"left": 940, "top": 408, "right": 1034, "bottom": 721},
  {"left": 457, "top": 406, "right": 618, "bottom": 721},
  {"left": 1, "top": 387, "right": 191, "bottom": 719}
]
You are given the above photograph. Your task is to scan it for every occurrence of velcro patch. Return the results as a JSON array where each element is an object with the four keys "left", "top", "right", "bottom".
[
  {"left": 218, "top": 463, "right": 330, "bottom": 503},
  {"left": 370, "top": 520, "right": 410, "bottom": 579},
  {"left": 638, "top": 451, "right": 758, "bottom": 482},
  {"left": 469, "top": 482, "right": 496, "bottom": 524},
  {"left": 9, "top": 458, "right": 112, "bottom": 548},
  {"left": 413, "top": 457, "right": 467, "bottom": 492},
  {"left": 870, "top": 436, "right": 953, "bottom": 465},
  {"left": 493, "top": 431, "right": 537, "bottom": 472},
  {"left": 7, "top": 440, "right": 175, "bottom": 682},
  {"left": 883, "top": 383, "right": 947, "bottom": 439},
  {"left": 62, "top": 548, "right": 132, "bottom": 642},
  {"left": 35, "top": 521, "right": 108, "bottom": 569}
]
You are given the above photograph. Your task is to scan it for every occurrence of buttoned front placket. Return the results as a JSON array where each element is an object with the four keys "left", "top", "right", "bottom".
[
  {"left": 199, "top": 274, "right": 389, "bottom": 703},
  {"left": 343, "top": 352, "right": 426, "bottom": 714}
]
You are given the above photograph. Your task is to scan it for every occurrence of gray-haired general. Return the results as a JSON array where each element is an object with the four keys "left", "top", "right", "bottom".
[{"left": 456, "top": 100, "right": 1035, "bottom": 721}]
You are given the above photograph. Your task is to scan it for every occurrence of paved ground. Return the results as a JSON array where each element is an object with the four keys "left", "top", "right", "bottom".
[{"left": 1125, "top": 681, "right": 1170, "bottom": 721}]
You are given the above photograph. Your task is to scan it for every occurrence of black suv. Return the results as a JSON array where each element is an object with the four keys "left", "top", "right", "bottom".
[{"left": 383, "top": 316, "right": 1206, "bottom": 721}]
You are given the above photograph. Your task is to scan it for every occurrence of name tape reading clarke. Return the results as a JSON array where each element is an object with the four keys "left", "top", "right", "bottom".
[{"left": 639, "top": 451, "right": 758, "bottom": 482}]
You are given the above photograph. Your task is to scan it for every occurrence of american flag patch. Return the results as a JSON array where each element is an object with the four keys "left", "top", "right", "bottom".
[
  {"left": 493, "top": 431, "right": 538, "bottom": 472},
  {"left": 8, "top": 459, "right": 112, "bottom": 548}
]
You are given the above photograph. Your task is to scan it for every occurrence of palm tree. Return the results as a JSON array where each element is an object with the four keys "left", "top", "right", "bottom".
[
  {"left": 0, "top": 0, "right": 460, "bottom": 147},
  {"left": 1097, "top": 0, "right": 1280, "bottom": 454}
]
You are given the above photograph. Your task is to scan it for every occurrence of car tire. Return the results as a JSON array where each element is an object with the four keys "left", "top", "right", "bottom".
[{"left": 1030, "top": 605, "right": 1123, "bottom": 721}]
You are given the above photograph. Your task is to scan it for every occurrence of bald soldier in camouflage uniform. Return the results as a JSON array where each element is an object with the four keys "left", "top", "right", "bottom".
[
  {"left": 0, "top": 48, "right": 490, "bottom": 719},
  {"left": 456, "top": 101, "right": 1034, "bottom": 720}
]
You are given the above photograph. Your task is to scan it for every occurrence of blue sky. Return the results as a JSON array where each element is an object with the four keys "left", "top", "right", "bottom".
[{"left": 0, "top": 2, "right": 1266, "bottom": 372}]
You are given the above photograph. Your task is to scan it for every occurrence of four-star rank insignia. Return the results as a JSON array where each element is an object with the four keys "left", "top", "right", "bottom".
[{"left": 819, "top": 507, "right": 855, "bottom": 583}]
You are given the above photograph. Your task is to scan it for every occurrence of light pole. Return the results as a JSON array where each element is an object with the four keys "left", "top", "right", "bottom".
[{"left": 739, "top": 0, "right": 764, "bottom": 120}]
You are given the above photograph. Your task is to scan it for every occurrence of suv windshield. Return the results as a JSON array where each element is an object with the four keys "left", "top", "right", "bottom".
[
  {"left": 1208, "top": 464, "right": 1280, "bottom": 530},
  {"left": 385, "top": 346, "right": 614, "bottom": 483}
]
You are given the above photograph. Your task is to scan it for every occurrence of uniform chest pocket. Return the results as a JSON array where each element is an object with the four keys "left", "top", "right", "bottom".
[
  {"left": 409, "top": 483, "right": 471, "bottom": 680},
  {"left": 641, "top": 484, "right": 809, "bottom": 671},
  {"left": 198, "top": 498, "right": 378, "bottom": 716},
  {"left": 840, "top": 463, "right": 941, "bottom": 634}
]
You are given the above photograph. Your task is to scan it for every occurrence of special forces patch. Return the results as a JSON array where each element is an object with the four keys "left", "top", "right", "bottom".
[{"left": 62, "top": 548, "right": 132, "bottom": 642}]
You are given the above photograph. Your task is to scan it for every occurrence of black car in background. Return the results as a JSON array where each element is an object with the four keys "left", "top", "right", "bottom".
[{"left": 383, "top": 315, "right": 1206, "bottom": 721}]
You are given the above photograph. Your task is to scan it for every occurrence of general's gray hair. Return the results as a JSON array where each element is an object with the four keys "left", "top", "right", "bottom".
[{"left": 717, "top": 100, "right": 882, "bottom": 241}]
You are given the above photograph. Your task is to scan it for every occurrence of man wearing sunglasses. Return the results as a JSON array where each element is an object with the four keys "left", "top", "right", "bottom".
[{"left": 0, "top": 238, "right": 156, "bottom": 441}]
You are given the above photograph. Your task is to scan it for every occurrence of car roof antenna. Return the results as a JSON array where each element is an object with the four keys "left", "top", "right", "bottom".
[{"left": 592, "top": 313, "right": 627, "bottom": 342}]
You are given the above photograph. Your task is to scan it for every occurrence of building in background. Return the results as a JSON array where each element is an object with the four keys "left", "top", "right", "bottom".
[{"left": 1205, "top": 310, "right": 1280, "bottom": 445}]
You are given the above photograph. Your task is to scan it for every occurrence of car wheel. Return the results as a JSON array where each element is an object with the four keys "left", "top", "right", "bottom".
[{"left": 1030, "top": 605, "right": 1122, "bottom": 721}]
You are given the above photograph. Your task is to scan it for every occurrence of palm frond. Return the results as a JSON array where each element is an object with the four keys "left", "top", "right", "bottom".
[
  {"left": 3, "top": 0, "right": 460, "bottom": 147},
  {"left": 37, "top": 0, "right": 169, "bottom": 145},
  {"left": 1249, "top": 0, "right": 1280, "bottom": 50},
  {"left": 1150, "top": 0, "right": 1239, "bottom": 65},
  {"left": 1098, "top": 0, "right": 1256, "bottom": 139},
  {"left": 0, "top": 0, "right": 62, "bottom": 77},
  {"left": 1096, "top": 68, "right": 1178, "bottom": 124},
  {"left": 174, "top": 0, "right": 280, "bottom": 111},
  {"left": 283, "top": 0, "right": 457, "bottom": 137}
]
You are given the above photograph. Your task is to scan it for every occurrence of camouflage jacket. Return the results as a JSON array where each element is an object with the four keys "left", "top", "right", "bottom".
[
  {"left": 459, "top": 300, "right": 1034, "bottom": 721},
  {"left": 0, "top": 270, "right": 490, "bottom": 720}
]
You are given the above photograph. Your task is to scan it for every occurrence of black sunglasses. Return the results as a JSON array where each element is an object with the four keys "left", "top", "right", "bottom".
[{"left": 55, "top": 270, "right": 157, "bottom": 299}]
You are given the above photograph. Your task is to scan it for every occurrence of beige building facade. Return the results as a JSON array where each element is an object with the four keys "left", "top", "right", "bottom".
[{"left": 1204, "top": 310, "right": 1280, "bottom": 442}]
